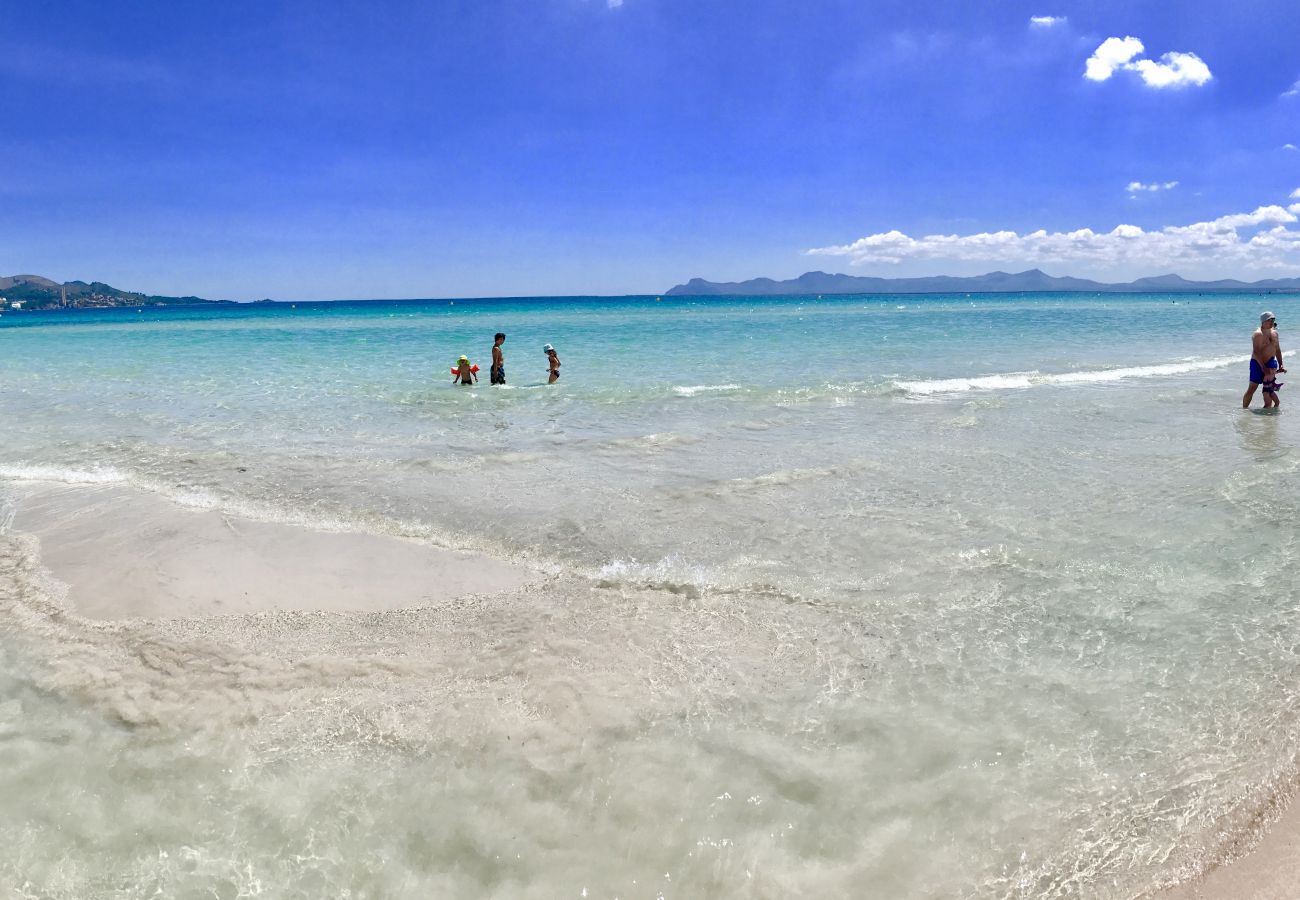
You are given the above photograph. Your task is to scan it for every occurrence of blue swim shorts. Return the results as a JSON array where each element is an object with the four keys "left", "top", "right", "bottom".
[{"left": 1250, "top": 357, "right": 1280, "bottom": 384}]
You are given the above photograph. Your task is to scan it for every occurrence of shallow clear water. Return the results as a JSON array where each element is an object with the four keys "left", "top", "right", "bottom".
[{"left": 2, "top": 293, "right": 1299, "bottom": 897}]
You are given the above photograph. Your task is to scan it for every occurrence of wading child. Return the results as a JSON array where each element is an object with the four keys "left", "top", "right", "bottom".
[
  {"left": 453, "top": 355, "right": 478, "bottom": 386},
  {"left": 544, "top": 344, "right": 561, "bottom": 384}
]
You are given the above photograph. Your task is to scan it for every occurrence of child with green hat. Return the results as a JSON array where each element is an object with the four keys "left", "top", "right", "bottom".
[{"left": 452, "top": 355, "right": 478, "bottom": 386}]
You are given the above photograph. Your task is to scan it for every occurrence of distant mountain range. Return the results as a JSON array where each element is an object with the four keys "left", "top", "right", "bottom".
[
  {"left": 665, "top": 269, "right": 1300, "bottom": 296},
  {"left": 0, "top": 274, "right": 224, "bottom": 310}
]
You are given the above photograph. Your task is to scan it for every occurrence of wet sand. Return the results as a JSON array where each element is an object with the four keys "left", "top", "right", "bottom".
[
  {"left": 1161, "top": 793, "right": 1300, "bottom": 900},
  {"left": 6, "top": 482, "right": 536, "bottom": 620}
]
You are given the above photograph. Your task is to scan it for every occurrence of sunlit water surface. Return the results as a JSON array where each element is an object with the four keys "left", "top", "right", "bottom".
[{"left": 1, "top": 293, "right": 1298, "bottom": 897}]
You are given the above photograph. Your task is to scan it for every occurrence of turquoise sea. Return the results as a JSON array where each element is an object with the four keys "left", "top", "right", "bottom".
[{"left": 1, "top": 292, "right": 1298, "bottom": 897}]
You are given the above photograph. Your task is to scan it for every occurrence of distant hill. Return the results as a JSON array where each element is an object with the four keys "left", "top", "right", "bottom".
[
  {"left": 0, "top": 274, "right": 226, "bottom": 310},
  {"left": 665, "top": 269, "right": 1300, "bottom": 296}
]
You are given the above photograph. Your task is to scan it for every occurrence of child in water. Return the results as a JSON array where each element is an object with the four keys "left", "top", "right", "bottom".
[
  {"left": 1263, "top": 365, "right": 1286, "bottom": 401},
  {"left": 1262, "top": 322, "right": 1286, "bottom": 406},
  {"left": 453, "top": 355, "right": 478, "bottom": 386},
  {"left": 544, "top": 344, "right": 561, "bottom": 383}
]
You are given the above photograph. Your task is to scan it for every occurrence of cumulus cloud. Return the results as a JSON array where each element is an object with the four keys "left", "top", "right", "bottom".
[
  {"left": 1285, "top": 143, "right": 1299, "bottom": 151},
  {"left": 1283, "top": 79, "right": 1300, "bottom": 98},
  {"left": 1029, "top": 15, "right": 1066, "bottom": 27},
  {"left": 1127, "top": 180, "right": 1179, "bottom": 194},
  {"left": 1291, "top": 188, "right": 1300, "bottom": 199},
  {"left": 1130, "top": 52, "right": 1212, "bottom": 88},
  {"left": 1085, "top": 36, "right": 1143, "bottom": 80},
  {"left": 1084, "top": 36, "right": 1212, "bottom": 88},
  {"left": 806, "top": 205, "right": 1300, "bottom": 272}
]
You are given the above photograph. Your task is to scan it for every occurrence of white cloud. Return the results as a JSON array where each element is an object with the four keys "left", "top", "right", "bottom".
[
  {"left": 1085, "top": 36, "right": 1212, "bottom": 88},
  {"left": 1291, "top": 188, "right": 1300, "bottom": 199},
  {"left": 1029, "top": 15, "right": 1066, "bottom": 28},
  {"left": 806, "top": 205, "right": 1300, "bottom": 272},
  {"left": 1285, "top": 144, "right": 1299, "bottom": 151},
  {"left": 1084, "top": 36, "right": 1144, "bottom": 81},
  {"left": 1283, "top": 79, "right": 1300, "bottom": 98},
  {"left": 1130, "top": 52, "right": 1212, "bottom": 88},
  {"left": 1127, "top": 180, "right": 1179, "bottom": 194}
]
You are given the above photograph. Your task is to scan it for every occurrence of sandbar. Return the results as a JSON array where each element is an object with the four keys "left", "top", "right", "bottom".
[{"left": 5, "top": 482, "right": 535, "bottom": 620}]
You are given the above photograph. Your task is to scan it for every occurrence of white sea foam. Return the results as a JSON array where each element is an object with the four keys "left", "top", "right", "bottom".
[
  {"left": 899, "top": 355, "right": 1243, "bottom": 395},
  {"left": 672, "top": 384, "right": 742, "bottom": 397},
  {"left": 1044, "top": 355, "right": 1244, "bottom": 384},
  {"left": 593, "top": 556, "right": 721, "bottom": 597},
  {"left": 0, "top": 464, "right": 128, "bottom": 485},
  {"left": 902, "top": 373, "right": 1037, "bottom": 395}
]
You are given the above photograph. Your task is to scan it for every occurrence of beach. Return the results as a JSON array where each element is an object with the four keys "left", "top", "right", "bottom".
[
  {"left": 3, "top": 293, "right": 1300, "bottom": 897},
  {"left": 1162, "top": 795, "right": 1300, "bottom": 899}
]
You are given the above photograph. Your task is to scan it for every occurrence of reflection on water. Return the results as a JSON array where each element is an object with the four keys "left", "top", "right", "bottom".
[
  {"left": 1237, "top": 406, "right": 1285, "bottom": 459},
  {"left": 2, "top": 295, "right": 1300, "bottom": 897}
]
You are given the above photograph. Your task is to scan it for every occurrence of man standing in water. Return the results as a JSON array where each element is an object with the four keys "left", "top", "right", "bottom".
[
  {"left": 490, "top": 332, "right": 506, "bottom": 385},
  {"left": 1244, "top": 312, "right": 1285, "bottom": 409}
]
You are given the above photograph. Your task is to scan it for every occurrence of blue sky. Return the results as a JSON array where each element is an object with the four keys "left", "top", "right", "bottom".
[{"left": 3, "top": 0, "right": 1299, "bottom": 299}]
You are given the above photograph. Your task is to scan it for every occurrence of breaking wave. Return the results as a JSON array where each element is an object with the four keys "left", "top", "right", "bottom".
[{"left": 898, "top": 355, "right": 1243, "bottom": 395}]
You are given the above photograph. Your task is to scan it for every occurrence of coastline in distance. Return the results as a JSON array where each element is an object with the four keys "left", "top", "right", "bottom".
[{"left": 665, "top": 268, "right": 1300, "bottom": 296}]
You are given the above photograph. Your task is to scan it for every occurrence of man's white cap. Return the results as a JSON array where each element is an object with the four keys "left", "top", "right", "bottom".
[{"left": 1262, "top": 311, "right": 1277, "bottom": 324}]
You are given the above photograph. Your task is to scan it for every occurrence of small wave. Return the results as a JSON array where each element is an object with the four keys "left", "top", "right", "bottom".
[
  {"left": 720, "top": 463, "right": 861, "bottom": 492},
  {"left": 590, "top": 556, "right": 840, "bottom": 612},
  {"left": 480, "top": 451, "right": 542, "bottom": 466},
  {"left": 0, "top": 464, "right": 482, "bottom": 556},
  {"left": 899, "top": 356, "right": 1243, "bottom": 396},
  {"left": 593, "top": 556, "right": 723, "bottom": 598},
  {"left": 161, "top": 486, "right": 475, "bottom": 551},
  {"left": 1044, "top": 356, "right": 1243, "bottom": 384},
  {"left": 0, "top": 464, "right": 127, "bottom": 485},
  {"left": 672, "top": 384, "right": 742, "bottom": 397},
  {"left": 600, "top": 432, "right": 700, "bottom": 452},
  {"left": 902, "top": 373, "right": 1036, "bottom": 395}
]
